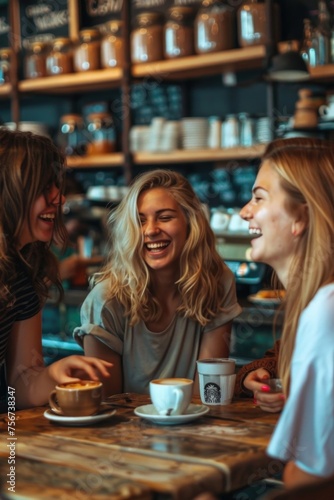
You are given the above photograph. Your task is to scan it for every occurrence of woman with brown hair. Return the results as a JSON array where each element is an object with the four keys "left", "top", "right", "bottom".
[{"left": 0, "top": 129, "right": 111, "bottom": 412}]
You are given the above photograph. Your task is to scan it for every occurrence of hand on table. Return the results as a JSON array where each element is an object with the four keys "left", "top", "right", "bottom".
[
  {"left": 47, "top": 355, "right": 113, "bottom": 385},
  {"left": 243, "top": 368, "right": 285, "bottom": 413}
]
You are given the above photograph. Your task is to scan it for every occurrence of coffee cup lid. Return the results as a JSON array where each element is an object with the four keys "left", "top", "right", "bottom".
[{"left": 197, "top": 358, "right": 235, "bottom": 375}]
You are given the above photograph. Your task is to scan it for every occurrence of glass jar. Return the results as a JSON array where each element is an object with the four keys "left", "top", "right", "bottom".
[
  {"left": 237, "top": 0, "right": 280, "bottom": 48},
  {"left": 46, "top": 37, "right": 73, "bottom": 76},
  {"left": 86, "top": 112, "right": 116, "bottom": 155},
  {"left": 101, "top": 20, "right": 124, "bottom": 68},
  {"left": 57, "top": 114, "right": 87, "bottom": 156},
  {"left": 131, "top": 12, "right": 163, "bottom": 63},
  {"left": 195, "top": 0, "right": 236, "bottom": 54},
  {"left": 221, "top": 114, "right": 239, "bottom": 148},
  {"left": 24, "top": 41, "right": 49, "bottom": 79},
  {"left": 74, "top": 29, "right": 101, "bottom": 72},
  {"left": 164, "top": 6, "right": 194, "bottom": 59},
  {"left": 0, "top": 48, "right": 11, "bottom": 84},
  {"left": 238, "top": 112, "right": 255, "bottom": 146},
  {"left": 207, "top": 116, "right": 221, "bottom": 148}
]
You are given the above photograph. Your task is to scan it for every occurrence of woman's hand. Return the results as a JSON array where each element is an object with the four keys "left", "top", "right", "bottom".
[
  {"left": 243, "top": 368, "right": 285, "bottom": 413},
  {"left": 47, "top": 355, "right": 113, "bottom": 385}
]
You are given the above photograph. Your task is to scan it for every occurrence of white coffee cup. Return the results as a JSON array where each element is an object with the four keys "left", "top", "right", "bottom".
[
  {"left": 149, "top": 378, "right": 193, "bottom": 416},
  {"left": 319, "top": 101, "right": 334, "bottom": 119},
  {"left": 210, "top": 209, "right": 230, "bottom": 232},
  {"left": 197, "top": 358, "right": 236, "bottom": 406}
]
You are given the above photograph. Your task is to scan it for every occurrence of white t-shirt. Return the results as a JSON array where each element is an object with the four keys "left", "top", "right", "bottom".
[{"left": 267, "top": 284, "right": 334, "bottom": 477}]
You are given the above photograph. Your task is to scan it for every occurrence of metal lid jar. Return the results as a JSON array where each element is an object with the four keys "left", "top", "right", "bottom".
[
  {"left": 164, "top": 6, "right": 194, "bottom": 59},
  {"left": 195, "top": 0, "right": 236, "bottom": 54},
  {"left": 46, "top": 37, "right": 73, "bottom": 76},
  {"left": 0, "top": 48, "right": 11, "bottom": 84},
  {"left": 86, "top": 112, "right": 116, "bottom": 155},
  {"left": 57, "top": 114, "right": 87, "bottom": 156},
  {"left": 131, "top": 12, "right": 163, "bottom": 64},
  {"left": 24, "top": 41, "right": 49, "bottom": 79},
  {"left": 101, "top": 20, "right": 124, "bottom": 68},
  {"left": 74, "top": 29, "right": 101, "bottom": 72}
]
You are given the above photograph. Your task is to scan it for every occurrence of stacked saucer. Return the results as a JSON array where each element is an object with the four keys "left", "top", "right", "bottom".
[
  {"left": 181, "top": 118, "right": 209, "bottom": 149},
  {"left": 256, "top": 117, "right": 273, "bottom": 144}
]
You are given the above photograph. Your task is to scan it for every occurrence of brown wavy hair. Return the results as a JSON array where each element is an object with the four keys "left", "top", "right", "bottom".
[{"left": 0, "top": 129, "right": 67, "bottom": 307}]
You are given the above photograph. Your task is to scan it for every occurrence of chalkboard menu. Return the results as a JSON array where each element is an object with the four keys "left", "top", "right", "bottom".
[
  {"left": 79, "top": 0, "right": 123, "bottom": 28},
  {"left": 0, "top": 4, "right": 9, "bottom": 49},
  {"left": 79, "top": 0, "right": 203, "bottom": 28},
  {"left": 19, "top": 0, "right": 70, "bottom": 48},
  {"left": 130, "top": 0, "right": 202, "bottom": 22}
]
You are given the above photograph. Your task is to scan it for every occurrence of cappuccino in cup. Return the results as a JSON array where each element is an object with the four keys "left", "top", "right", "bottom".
[
  {"left": 150, "top": 378, "right": 193, "bottom": 416},
  {"left": 49, "top": 380, "right": 102, "bottom": 416}
]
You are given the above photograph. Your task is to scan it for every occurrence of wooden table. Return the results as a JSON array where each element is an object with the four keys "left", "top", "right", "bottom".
[{"left": 0, "top": 393, "right": 282, "bottom": 499}]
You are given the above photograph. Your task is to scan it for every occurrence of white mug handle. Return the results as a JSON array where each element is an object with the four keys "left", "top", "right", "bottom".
[
  {"left": 172, "top": 387, "right": 184, "bottom": 415},
  {"left": 319, "top": 104, "right": 328, "bottom": 116}
]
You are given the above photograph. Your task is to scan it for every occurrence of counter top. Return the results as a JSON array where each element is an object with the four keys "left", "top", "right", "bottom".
[{"left": 0, "top": 394, "right": 281, "bottom": 499}]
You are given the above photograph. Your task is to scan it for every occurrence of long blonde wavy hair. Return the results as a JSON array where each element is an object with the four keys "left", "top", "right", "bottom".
[
  {"left": 0, "top": 129, "right": 67, "bottom": 308},
  {"left": 262, "top": 138, "right": 334, "bottom": 393},
  {"left": 97, "top": 169, "right": 232, "bottom": 326}
]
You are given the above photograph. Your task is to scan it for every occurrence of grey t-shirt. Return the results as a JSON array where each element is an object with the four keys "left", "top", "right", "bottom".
[{"left": 74, "top": 272, "right": 241, "bottom": 394}]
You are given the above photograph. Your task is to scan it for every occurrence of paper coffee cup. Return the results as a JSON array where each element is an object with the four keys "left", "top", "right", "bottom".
[{"left": 197, "top": 358, "right": 236, "bottom": 405}]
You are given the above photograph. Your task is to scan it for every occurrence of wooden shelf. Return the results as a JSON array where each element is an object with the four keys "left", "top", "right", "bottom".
[
  {"left": 5, "top": 47, "right": 267, "bottom": 99},
  {"left": 66, "top": 153, "right": 124, "bottom": 168},
  {"left": 18, "top": 68, "right": 123, "bottom": 94},
  {"left": 134, "top": 145, "right": 266, "bottom": 165},
  {"left": 309, "top": 64, "right": 334, "bottom": 82},
  {"left": 65, "top": 145, "right": 264, "bottom": 168},
  {"left": 132, "top": 46, "right": 266, "bottom": 80},
  {"left": 8, "top": 59, "right": 334, "bottom": 97},
  {"left": 0, "top": 83, "right": 12, "bottom": 98}
]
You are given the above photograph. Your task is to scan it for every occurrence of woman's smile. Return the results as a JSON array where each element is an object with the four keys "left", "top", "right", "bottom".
[{"left": 138, "top": 187, "right": 188, "bottom": 272}]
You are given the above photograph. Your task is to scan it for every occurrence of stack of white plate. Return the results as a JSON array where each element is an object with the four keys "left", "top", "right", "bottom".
[
  {"left": 256, "top": 117, "right": 273, "bottom": 144},
  {"left": 181, "top": 118, "right": 209, "bottom": 150},
  {"left": 129, "top": 125, "right": 151, "bottom": 152},
  {"left": 3, "top": 122, "right": 50, "bottom": 137}
]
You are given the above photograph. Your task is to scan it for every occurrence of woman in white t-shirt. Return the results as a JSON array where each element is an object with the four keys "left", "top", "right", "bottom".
[{"left": 239, "top": 137, "right": 334, "bottom": 487}]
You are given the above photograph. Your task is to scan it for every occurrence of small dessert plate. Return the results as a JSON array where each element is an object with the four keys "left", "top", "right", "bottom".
[
  {"left": 248, "top": 294, "right": 281, "bottom": 305},
  {"left": 43, "top": 408, "right": 116, "bottom": 426},
  {"left": 134, "top": 403, "right": 209, "bottom": 425}
]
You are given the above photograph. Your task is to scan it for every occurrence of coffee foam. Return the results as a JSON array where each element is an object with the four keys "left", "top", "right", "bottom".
[
  {"left": 58, "top": 381, "right": 101, "bottom": 390},
  {"left": 153, "top": 378, "right": 192, "bottom": 385}
]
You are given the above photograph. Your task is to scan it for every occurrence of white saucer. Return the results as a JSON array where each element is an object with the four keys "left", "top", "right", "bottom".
[
  {"left": 320, "top": 115, "right": 334, "bottom": 122},
  {"left": 134, "top": 403, "right": 209, "bottom": 425},
  {"left": 44, "top": 408, "right": 116, "bottom": 426}
]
